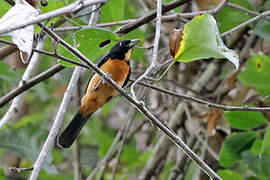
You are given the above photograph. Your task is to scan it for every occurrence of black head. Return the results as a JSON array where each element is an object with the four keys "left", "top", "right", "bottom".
[{"left": 108, "top": 39, "right": 140, "bottom": 60}]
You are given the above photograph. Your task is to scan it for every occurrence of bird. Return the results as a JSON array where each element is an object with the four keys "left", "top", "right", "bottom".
[{"left": 57, "top": 39, "right": 140, "bottom": 149}]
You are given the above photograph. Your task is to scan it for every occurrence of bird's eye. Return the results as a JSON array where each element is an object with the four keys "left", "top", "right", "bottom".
[{"left": 119, "top": 42, "right": 123, "bottom": 47}]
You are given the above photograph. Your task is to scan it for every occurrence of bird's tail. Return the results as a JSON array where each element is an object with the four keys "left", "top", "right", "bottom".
[{"left": 57, "top": 112, "right": 92, "bottom": 149}]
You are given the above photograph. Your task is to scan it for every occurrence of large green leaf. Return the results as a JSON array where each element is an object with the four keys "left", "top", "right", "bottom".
[
  {"left": 262, "top": 125, "right": 270, "bottom": 156},
  {"left": 224, "top": 110, "right": 266, "bottom": 130},
  {"left": 241, "top": 151, "right": 270, "bottom": 178},
  {"left": 217, "top": 0, "right": 252, "bottom": 33},
  {"left": 218, "top": 169, "right": 244, "bottom": 180},
  {"left": 238, "top": 55, "right": 270, "bottom": 96},
  {"left": 57, "top": 28, "right": 121, "bottom": 67},
  {"left": 219, "top": 131, "right": 257, "bottom": 167},
  {"left": 175, "top": 14, "right": 239, "bottom": 69}
]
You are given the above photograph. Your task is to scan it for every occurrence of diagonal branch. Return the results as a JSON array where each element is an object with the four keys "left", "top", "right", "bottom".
[
  {"left": 114, "top": 0, "right": 191, "bottom": 35},
  {"left": 40, "top": 24, "right": 221, "bottom": 180},
  {"left": 0, "top": 0, "right": 107, "bottom": 35},
  {"left": 0, "top": 64, "right": 64, "bottom": 108}
]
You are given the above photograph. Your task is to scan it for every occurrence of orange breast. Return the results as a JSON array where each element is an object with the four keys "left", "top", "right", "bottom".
[{"left": 79, "top": 59, "right": 130, "bottom": 116}]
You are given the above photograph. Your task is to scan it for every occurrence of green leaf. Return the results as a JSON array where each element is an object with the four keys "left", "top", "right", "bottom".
[
  {"left": 241, "top": 151, "right": 270, "bottom": 177},
  {"left": 218, "top": 169, "right": 244, "bottom": 180},
  {"left": 0, "top": 61, "right": 18, "bottom": 83},
  {"left": 58, "top": 28, "right": 121, "bottom": 67},
  {"left": 13, "top": 113, "right": 44, "bottom": 129},
  {"left": 0, "top": 1, "right": 12, "bottom": 17},
  {"left": 251, "top": 138, "right": 263, "bottom": 155},
  {"left": 175, "top": 14, "right": 239, "bottom": 69},
  {"left": 238, "top": 55, "right": 270, "bottom": 96},
  {"left": 100, "top": 0, "right": 126, "bottom": 22},
  {"left": 219, "top": 131, "right": 257, "bottom": 167},
  {"left": 224, "top": 110, "right": 266, "bottom": 130},
  {"left": 252, "top": 20, "right": 270, "bottom": 41},
  {"left": 262, "top": 125, "right": 270, "bottom": 156},
  {"left": 121, "top": 142, "right": 140, "bottom": 163},
  {"left": 217, "top": 0, "right": 252, "bottom": 33}
]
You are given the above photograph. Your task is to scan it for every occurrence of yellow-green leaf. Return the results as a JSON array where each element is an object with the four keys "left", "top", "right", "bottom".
[{"left": 174, "top": 14, "right": 239, "bottom": 69}]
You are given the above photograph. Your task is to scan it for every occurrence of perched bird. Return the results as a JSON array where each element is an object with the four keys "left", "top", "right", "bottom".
[{"left": 58, "top": 39, "right": 140, "bottom": 149}]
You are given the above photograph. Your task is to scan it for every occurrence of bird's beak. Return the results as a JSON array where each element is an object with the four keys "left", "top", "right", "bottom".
[{"left": 128, "top": 39, "right": 140, "bottom": 48}]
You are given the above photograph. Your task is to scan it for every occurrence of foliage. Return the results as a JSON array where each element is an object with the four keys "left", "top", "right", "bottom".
[
  {"left": 238, "top": 55, "right": 270, "bottom": 96},
  {"left": 217, "top": 0, "right": 253, "bottom": 33},
  {"left": 173, "top": 14, "right": 239, "bottom": 69}
]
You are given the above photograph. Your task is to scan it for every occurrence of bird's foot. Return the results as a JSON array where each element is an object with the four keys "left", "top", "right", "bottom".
[
  {"left": 93, "top": 73, "right": 112, "bottom": 91},
  {"left": 103, "top": 72, "right": 112, "bottom": 83}
]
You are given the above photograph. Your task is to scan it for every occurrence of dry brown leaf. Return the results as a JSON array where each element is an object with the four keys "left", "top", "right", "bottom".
[
  {"left": 204, "top": 109, "right": 223, "bottom": 135},
  {"left": 169, "top": 28, "right": 183, "bottom": 58}
]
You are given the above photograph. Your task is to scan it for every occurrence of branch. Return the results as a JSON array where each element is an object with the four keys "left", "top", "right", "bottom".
[
  {"left": 227, "top": 2, "right": 270, "bottom": 20},
  {"left": 29, "top": 7, "right": 101, "bottom": 179},
  {"left": 0, "top": 64, "right": 64, "bottom": 108},
  {"left": 29, "top": 67, "right": 83, "bottom": 180},
  {"left": 130, "top": 0, "right": 162, "bottom": 98},
  {"left": 0, "top": 0, "right": 107, "bottom": 35},
  {"left": 138, "top": 63, "right": 218, "bottom": 179},
  {"left": 39, "top": 23, "right": 221, "bottom": 180},
  {"left": 132, "top": 79, "right": 270, "bottom": 112},
  {"left": 114, "top": 0, "right": 192, "bottom": 35},
  {"left": 0, "top": 45, "right": 17, "bottom": 60},
  {"left": 221, "top": 9, "right": 270, "bottom": 37}
]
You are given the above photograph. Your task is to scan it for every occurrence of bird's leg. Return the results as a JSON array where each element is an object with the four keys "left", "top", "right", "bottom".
[{"left": 94, "top": 73, "right": 112, "bottom": 91}]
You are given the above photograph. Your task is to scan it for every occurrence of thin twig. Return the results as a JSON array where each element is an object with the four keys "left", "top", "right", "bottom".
[
  {"left": 132, "top": 79, "right": 270, "bottom": 112},
  {"left": 130, "top": 0, "right": 162, "bottom": 98},
  {"left": 9, "top": 167, "right": 34, "bottom": 173},
  {"left": 227, "top": 2, "right": 270, "bottom": 20},
  {"left": 221, "top": 10, "right": 270, "bottom": 37},
  {"left": 73, "top": 139, "right": 81, "bottom": 180}
]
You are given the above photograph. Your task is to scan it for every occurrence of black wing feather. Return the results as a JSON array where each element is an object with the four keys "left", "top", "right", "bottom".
[{"left": 122, "top": 67, "right": 131, "bottom": 87}]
